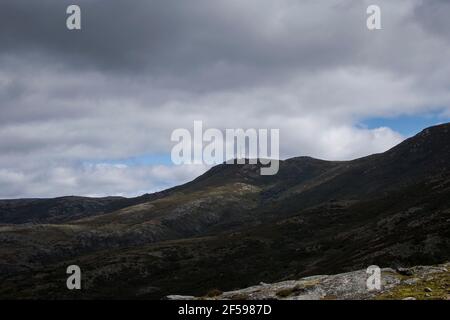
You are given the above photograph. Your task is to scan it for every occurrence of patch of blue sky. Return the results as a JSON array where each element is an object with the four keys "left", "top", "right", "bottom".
[
  {"left": 359, "top": 111, "right": 450, "bottom": 137},
  {"left": 86, "top": 153, "right": 173, "bottom": 167}
]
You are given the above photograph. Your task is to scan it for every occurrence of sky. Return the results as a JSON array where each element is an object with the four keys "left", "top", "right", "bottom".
[{"left": 0, "top": 0, "right": 450, "bottom": 198}]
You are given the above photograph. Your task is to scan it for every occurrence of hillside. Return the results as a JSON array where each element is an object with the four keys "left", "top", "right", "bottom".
[{"left": 0, "top": 123, "right": 449, "bottom": 299}]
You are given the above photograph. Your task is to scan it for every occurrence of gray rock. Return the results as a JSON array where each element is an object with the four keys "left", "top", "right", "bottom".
[
  {"left": 404, "top": 278, "right": 420, "bottom": 285},
  {"left": 165, "top": 295, "right": 196, "bottom": 300},
  {"left": 396, "top": 267, "right": 414, "bottom": 276}
]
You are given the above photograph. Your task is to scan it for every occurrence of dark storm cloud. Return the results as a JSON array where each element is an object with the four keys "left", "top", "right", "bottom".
[
  {"left": 0, "top": 0, "right": 374, "bottom": 90},
  {"left": 413, "top": 0, "right": 450, "bottom": 41},
  {"left": 3, "top": 0, "right": 447, "bottom": 94},
  {"left": 0, "top": 0, "right": 160, "bottom": 71},
  {"left": 1, "top": 0, "right": 449, "bottom": 84}
]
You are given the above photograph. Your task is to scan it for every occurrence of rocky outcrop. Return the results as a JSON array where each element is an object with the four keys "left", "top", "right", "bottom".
[{"left": 167, "top": 263, "right": 450, "bottom": 300}]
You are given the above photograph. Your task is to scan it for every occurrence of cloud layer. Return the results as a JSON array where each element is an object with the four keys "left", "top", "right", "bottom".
[{"left": 0, "top": 0, "right": 449, "bottom": 198}]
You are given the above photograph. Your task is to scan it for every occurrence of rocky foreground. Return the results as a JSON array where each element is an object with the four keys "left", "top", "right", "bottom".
[{"left": 167, "top": 262, "right": 450, "bottom": 300}]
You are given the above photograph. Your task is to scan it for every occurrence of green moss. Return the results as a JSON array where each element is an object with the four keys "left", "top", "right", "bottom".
[
  {"left": 276, "top": 288, "right": 295, "bottom": 297},
  {"left": 276, "top": 283, "right": 314, "bottom": 298},
  {"left": 205, "top": 288, "right": 223, "bottom": 298},
  {"left": 377, "top": 270, "right": 449, "bottom": 300},
  {"left": 229, "top": 293, "right": 249, "bottom": 300}
]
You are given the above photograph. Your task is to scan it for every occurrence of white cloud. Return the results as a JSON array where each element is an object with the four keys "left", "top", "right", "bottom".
[{"left": 0, "top": 163, "right": 209, "bottom": 199}]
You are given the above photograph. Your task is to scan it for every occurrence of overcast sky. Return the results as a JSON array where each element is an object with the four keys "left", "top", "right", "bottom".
[{"left": 1, "top": 0, "right": 450, "bottom": 198}]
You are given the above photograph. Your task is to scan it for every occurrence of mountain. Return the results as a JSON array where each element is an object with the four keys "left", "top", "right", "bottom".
[
  {"left": 0, "top": 123, "right": 449, "bottom": 299},
  {"left": 0, "top": 191, "right": 176, "bottom": 224}
]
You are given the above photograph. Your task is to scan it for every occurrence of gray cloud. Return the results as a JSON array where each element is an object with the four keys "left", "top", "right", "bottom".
[
  {"left": 0, "top": 1, "right": 420, "bottom": 89},
  {"left": 0, "top": 0, "right": 449, "bottom": 198},
  {"left": 413, "top": 0, "right": 450, "bottom": 42}
]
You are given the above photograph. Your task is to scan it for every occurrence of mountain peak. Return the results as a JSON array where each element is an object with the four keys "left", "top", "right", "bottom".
[{"left": 385, "top": 122, "right": 450, "bottom": 160}]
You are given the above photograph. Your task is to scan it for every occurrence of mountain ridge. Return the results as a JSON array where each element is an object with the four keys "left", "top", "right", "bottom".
[
  {"left": 2, "top": 122, "right": 448, "bottom": 225},
  {"left": 0, "top": 122, "right": 449, "bottom": 299}
]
